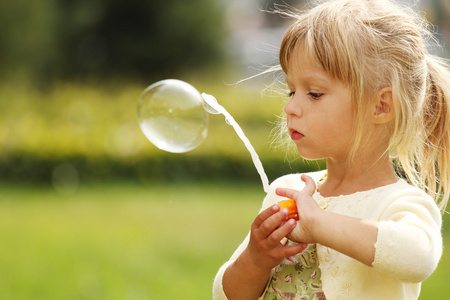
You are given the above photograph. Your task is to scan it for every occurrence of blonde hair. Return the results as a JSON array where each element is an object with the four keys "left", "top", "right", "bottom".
[{"left": 277, "top": 0, "right": 450, "bottom": 211}]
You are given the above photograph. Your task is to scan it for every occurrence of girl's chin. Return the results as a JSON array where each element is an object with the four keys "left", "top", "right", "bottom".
[{"left": 295, "top": 148, "right": 324, "bottom": 161}]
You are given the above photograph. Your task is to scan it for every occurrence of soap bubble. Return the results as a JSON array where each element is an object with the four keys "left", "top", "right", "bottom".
[{"left": 137, "top": 79, "right": 209, "bottom": 153}]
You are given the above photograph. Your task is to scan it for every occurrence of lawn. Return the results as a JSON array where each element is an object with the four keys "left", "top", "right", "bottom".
[{"left": 0, "top": 182, "right": 448, "bottom": 299}]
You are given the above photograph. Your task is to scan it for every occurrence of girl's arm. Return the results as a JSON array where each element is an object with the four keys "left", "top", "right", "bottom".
[
  {"left": 221, "top": 205, "right": 307, "bottom": 300},
  {"left": 276, "top": 175, "right": 378, "bottom": 266}
]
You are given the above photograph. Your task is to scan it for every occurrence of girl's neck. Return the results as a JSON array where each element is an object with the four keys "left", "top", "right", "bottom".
[{"left": 318, "top": 153, "right": 398, "bottom": 198}]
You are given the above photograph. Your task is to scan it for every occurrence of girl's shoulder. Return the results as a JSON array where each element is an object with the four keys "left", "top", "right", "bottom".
[
  {"left": 323, "top": 178, "right": 441, "bottom": 222},
  {"left": 374, "top": 178, "right": 435, "bottom": 204},
  {"left": 381, "top": 179, "right": 439, "bottom": 211}
]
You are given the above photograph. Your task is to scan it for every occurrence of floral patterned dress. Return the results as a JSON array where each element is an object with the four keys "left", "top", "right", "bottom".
[
  {"left": 262, "top": 173, "right": 327, "bottom": 300},
  {"left": 263, "top": 242, "right": 325, "bottom": 300}
]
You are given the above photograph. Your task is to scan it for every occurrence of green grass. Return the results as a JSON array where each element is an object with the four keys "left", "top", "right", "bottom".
[
  {"left": 0, "top": 182, "right": 448, "bottom": 299},
  {"left": 0, "top": 182, "right": 263, "bottom": 300}
]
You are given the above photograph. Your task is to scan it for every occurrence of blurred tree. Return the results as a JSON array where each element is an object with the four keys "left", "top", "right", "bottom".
[
  {"left": 0, "top": 0, "right": 60, "bottom": 83},
  {"left": 0, "top": 0, "right": 226, "bottom": 83},
  {"left": 57, "top": 0, "right": 226, "bottom": 81}
]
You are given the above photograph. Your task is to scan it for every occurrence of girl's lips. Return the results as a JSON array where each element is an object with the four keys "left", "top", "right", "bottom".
[{"left": 290, "top": 130, "right": 304, "bottom": 140}]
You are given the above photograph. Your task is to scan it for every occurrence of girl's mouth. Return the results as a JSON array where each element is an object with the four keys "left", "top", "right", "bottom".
[{"left": 290, "top": 130, "right": 304, "bottom": 140}]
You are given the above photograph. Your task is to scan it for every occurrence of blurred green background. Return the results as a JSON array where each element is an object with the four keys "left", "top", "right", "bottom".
[{"left": 1, "top": 0, "right": 449, "bottom": 299}]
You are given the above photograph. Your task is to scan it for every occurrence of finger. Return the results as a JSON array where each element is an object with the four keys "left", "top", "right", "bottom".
[
  {"left": 275, "top": 187, "right": 299, "bottom": 200},
  {"left": 255, "top": 208, "right": 290, "bottom": 240},
  {"left": 252, "top": 204, "right": 280, "bottom": 228},
  {"left": 283, "top": 242, "right": 309, "bottom": 257},
  {"left": 275, "top": 176, "right": 317, "bottom": 200},
  {"left": 268, "top": 218, "right": 297, "bottom": 244},
  {"left": 300, "top": 175, "right": 317, "bottom": 196}
]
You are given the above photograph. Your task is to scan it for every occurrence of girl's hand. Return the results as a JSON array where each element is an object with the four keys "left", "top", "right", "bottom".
[
  {"left": 244, "top": 204, "right": 308, "bottom": 273},
  {"left": 275, "top": 175, "right": 324, "bottom": 244}
]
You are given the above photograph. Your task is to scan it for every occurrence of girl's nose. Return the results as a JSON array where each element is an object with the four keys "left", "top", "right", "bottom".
[{"left": 284, "top": 97, "right": 302, "bottom": 117}]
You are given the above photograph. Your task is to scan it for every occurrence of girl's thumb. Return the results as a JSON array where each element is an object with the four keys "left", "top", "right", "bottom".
[{"left": 300, "top": 175, "right": 317, "bottom": 196}]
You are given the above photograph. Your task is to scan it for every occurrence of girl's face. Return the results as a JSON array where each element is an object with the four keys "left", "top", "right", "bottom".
[{"left": 284, "top": 46, "right": 355, "bottom": 162}]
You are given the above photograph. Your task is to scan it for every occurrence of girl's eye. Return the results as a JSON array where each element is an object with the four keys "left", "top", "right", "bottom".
[
  {"left": 288, "top": 91, "right": 295, "bottom": 98},
  {"left": 308, "top": 92, "right": 323, "bottom": 99}
]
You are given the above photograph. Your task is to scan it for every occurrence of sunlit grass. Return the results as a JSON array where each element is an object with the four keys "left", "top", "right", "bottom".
[
  {"left": 0, "top": 182, "right": 263, "bottom": 300},
  {"left": 0, "top": 183, "right": 448, "bottom": 299}
]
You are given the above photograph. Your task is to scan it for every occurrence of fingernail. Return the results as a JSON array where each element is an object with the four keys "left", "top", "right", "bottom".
[{"left": 281, "top": 208, "right": 289, "bottom": 214}]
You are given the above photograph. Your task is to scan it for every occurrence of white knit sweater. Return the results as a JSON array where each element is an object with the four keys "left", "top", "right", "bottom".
[{"left": 213, "top": 170, "right": 442, "bottom": 300}]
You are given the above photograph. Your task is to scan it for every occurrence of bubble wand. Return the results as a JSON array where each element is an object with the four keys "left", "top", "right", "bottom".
[
  {"left": 203, "top": 92, "right": 297, "bottom": 219},
  {"left": 201, "top": 92, "right": 269, "bottom": 193}
]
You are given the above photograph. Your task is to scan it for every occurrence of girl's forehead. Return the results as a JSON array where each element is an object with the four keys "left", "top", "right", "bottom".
[
  {"left": 285, "top": 46, "right": 333, "bottom": 83},
  {"left": 286, "top": 43, "right": 352, "bottom": 89},
  {"left": 287, "top": 43, "right": 321, "bottom": 71}
]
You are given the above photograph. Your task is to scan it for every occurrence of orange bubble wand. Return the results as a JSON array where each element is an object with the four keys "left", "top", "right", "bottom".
[{"left": 278, "top": 199, "right": 298, "bottom": 221}]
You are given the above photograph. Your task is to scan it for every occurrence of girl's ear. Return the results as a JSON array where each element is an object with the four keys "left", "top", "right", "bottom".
[{"left": 372, "top": 87, "right": 395, "bottom": 124}]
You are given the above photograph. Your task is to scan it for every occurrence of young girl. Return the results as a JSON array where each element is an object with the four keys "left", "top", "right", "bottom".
[{"left": 213, "top": 0, "right": 450, "bottom": 299}]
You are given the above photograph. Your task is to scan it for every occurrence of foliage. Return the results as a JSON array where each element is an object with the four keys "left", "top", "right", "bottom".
[
  {"left": 0, "top": 0, "right": 226, "bottom": 82},
  {"left": 0, "top": 78, "right": 324, "bottom": 185}
]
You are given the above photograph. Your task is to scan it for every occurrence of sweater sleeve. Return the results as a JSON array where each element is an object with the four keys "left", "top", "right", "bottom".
[
  {"left": 372, "top": 188, "right": 442, "bottom": 283},
  {"left": 212, "top": 186, "right": 279, "bottom": 300},
  {"left": 212, "top": 233, "right": 251, "bottom": 300}
]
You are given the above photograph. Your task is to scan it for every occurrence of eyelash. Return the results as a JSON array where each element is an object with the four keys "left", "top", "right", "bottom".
[
  {"left": 308, "top": 92, "right": 323, "bottom": 99},
  {"left": 287, "top": 91, "right": 323, "bottom": 99}
]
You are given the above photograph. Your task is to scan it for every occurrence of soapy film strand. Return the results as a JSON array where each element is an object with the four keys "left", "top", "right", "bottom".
[{"left": 202, "top": 93, "right": 270, "bottom": 193}]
